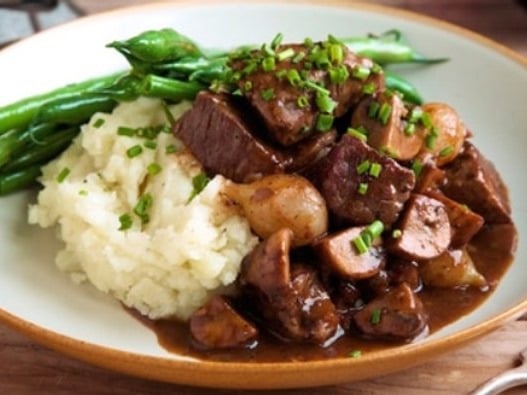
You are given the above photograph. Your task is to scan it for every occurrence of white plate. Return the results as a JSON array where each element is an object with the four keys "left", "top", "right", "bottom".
[{"left": 0, "top": 0, "right": 526, "bottom": 389}]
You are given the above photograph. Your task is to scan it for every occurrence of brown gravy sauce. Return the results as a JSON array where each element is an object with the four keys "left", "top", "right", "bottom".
[{"left": 131, "top": 224, "right": 517, "bottom": 362}]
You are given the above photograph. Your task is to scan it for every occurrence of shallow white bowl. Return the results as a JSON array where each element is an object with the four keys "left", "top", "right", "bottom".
[{"left": 0, "top": 0, "right": 526, "bottom": 389}]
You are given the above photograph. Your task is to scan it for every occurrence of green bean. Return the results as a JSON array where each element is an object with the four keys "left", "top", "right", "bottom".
[
  {"left": 0, "top": 72, "right": 123, "bottom": 136},
  {"left": 153, "top": 56, "right": 229, "bottom": 83},
  {"left": 0, "top": 165, "right": 42, "bottom": 196},
  {"left": 107, "top": 28, "right": 203, "bottom": 68},
  {"left": 142, "top": 75, "right": 205, "bottom": 101},
  {"left": 2, "top": 128, "right": 78, "bottom": 173},
  {"left": 0, "top": 123, "right": 56, "bottom": 168},
  {"left": 342, "top": 30, "right": 448, "bottom": 65},
  {"left": 385, "top": 71, "right": 424, "bottom": 105},
  {"left": 33, "top": 94, "right": 117, "bottom": 126}
]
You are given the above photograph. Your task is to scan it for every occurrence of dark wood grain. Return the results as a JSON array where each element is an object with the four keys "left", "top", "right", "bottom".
[{"left": 1, "top": 0, "right": 526, "bottom": 393}]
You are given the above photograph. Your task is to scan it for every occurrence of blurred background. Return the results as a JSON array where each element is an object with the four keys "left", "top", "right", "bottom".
[{"left": 0, "top": 0, "right": 526, "bottom": 54}]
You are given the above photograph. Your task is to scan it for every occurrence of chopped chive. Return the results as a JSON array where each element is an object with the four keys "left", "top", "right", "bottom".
[
  {"left": 303, "top": 61, "right": 313, "bottom": 70},
  {"left": 144, "top": 140, "right": 157, "bottom": 150},
  {"left": 329, "top": 44, "right": 344, "bottom": 64},
  {"left": 351, "top": 65, "right": 371, "bottom": 81},
  {"left": 304, "top": 80, "right": 330, "bottom": 95},
  {"left": 347, "top": 127, "right": 367, "bottom": 142},
  {"left": 328, "top": 65, "right": 349, "bottom": 84},
  {"left": 365, "top": 220, "right": 384, "bottom": 240},
  {"left": 277, "top": 48, "right": 295, "bottom": 61},
  {"left": 262, "top": 56, "right": 276, "bottom": 72},
  {"left": 358, "top": 183, "right": 369, "bottom": 195},
  {"left": 188, "top": 172, "right": 211, "bottom": 203},
  {"left": 56, "top": 167, "right": 70, "bottom": 183},
  {"left": 147, "top": 163, "right": 162, "bottom": 176},
  {"left": 303, "top": 37, "right": 314, "bottom": 48},
  {"left": 408, "top": 107, "right": 424, "bottom": 123},
  {"left": 356, "top": 160, "right": 371, "bottom": 175},
  {"left": 165, "top": 144, "right": 178, "bottom": 154},
  {"left": 421, "top": 112, "right": 433, "bottom": 128},
  {"left": 134, "top": 193, "right": 153, "bottom": 224},
  {"left": 297, "top": 95, "right": 309, "bottom": 109},
  {"left": 378, "top": 103, "right": 392, "bottom": 125},
  {"left": 370, "top": 308, "right": 382, "bottom": 325},
  {"left": 270, "top": 32, "right": 284, "bottom": 49},
  {"left": 362, "top": 82, "right": 376, "bottom": 95},
  {"left": 412, "top": 160, "right": 424, "bottom": 177},
  {"left": 439, "top": 145, "right": 454, "bottom": 157},
  {"left": 369, "top": 163, "right": 382, "bottom": 178},
  {"left": 348, "top": 350, "right": 362, "bottom": 358},
  {"left": 118, "top": 213, "right": 133, "bottom": 231},
  {"left": 243, "top": 80, "right": 253, "bottom": 92},
  {"left": 127, "top": 145, "right": 143, "bottom": 158},
  {"left": 352, "top": 235, "right": 369, "bottom": 255},
  {"left": 261, "top": 43, "right": 275, "bottom": 57},
  {"left": 404, "top": 123, "right": 416, "bottom": 136},
  {"left": 371, "top": 63, "right": 383, "bottom": 74},
  {"left": 392, "top": 229, "right": 402, "bottom": 239},
  {"left": 286, "top": 69, "right": 302, "bottom": 87},
  {"left": 231, "top": 88, "right": 243, "bottom": 96},
  {"left": 368, "top": 101, "right": 380, "bottom": 118},
  {"left": 78, "top": 190, "right": 88, "bottom": 196},
  {"left": 242, "top": 61, "right": 258, "bottom": 75},
  {"left": 316, "top": 113, "right": 334, "bottom": 132},
  {"left": 117, "top": 126, "right": 136, "bottom": 137},
  {"left": 316, "top": 92, "right": 338, "bottom": 113},
  {"left": 261, "top": 88, "right": 275, "bottom": 101},
  {"left": 162, "top": 102, "right": 176, "bottom": 127},
  {"left": 93, "top": 118, "right": 105, "bottom": 128},
  {"left": 425, "top": 133, "right": 437, "bottom": 149},
  {"left": 292, "top": 51, "right": 306, "bottom": 64}
]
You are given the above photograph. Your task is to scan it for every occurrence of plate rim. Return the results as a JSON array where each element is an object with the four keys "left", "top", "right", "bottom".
[{"left": 1, "top": 0, "right": 526, "bottom": 389}]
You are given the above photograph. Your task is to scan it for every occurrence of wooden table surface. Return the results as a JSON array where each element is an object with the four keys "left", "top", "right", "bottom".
[{"left": 1, "top": 0, "right": 527, "bottom": 394}]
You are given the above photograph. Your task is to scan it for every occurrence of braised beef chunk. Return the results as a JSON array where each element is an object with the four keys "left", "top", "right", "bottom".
[
  {"left": 387, "top": 260, "right": 422, "bottom": 292},
  {"left": 240, "top": 229, "right": 339, "bottom": 345},
  {"left": 442, "top": 142, "right": 511, "bottom": 224},
  {"left": 190, "top": 295, "right": 258, "bottom": 349},
  {"left": 426, "top": 191, "right": 484, "bottom": 249},
  {"left": 285, "top": 130, "right": 337, "bottom": 173},
  {"left": 314, "top": 226, "right": 385, "bottom": 280},
  {"left": 413, "top": 163, "right": 445, "bottom": 194},
  {"left": 387, "top": 194, "right": 451, "bottom": 260},
  {"left": 351, "top": 92, "right": 423, "bottom": 161},
  {"left": 233, "top": 43, "right": 384, "bottom": 146},
  {"left": 331, "top": 280, "right": 362, "bottom": 332},
  {"left": 289, "top": 264, "right": 341, "bottom": 344},
  {"left": 352, "top": 283, "right": 427, "bottom": 341},
  {"left": 309, "top": 134, "right": 415, "bottom": 227},
  {"left": 173, "top": 91, "right": 286, "bottom": 183}
]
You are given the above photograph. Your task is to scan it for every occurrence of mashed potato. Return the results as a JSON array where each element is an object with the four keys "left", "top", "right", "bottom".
[{"left": 28, "top": 98, "right": 258, "bottom": 320}]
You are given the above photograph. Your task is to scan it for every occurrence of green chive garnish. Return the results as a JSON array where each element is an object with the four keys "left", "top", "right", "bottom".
[
  {"left": 358, "top": 183, "right": 369, "bottom": 195},
  {"left": 56, "top": 167, "right": 70, "bottom": 183},
  {"left": 356, "top": 160, "right": 371, "bottom": 175},
  {"left": 118, "top": 213, "right": 133, "bottom": 231},
  {"left": 392, "top": 229, "right": 402, "bottom": 239},
  {"left": 297, "top": 95, "right": 309, "bottom": 109},
  {"left": 144, "top": 140, "right": 157, "bottom": 150},
  {"left": 134, "top": 193, "right": 153, "bottom": 224},
  {"left": 370, "top": 308, "right": 382, "bottom": 325},
  {"left": 368, "top": 101, "right": 380, "bottom": 118},
  {"left": 277, "top": 48, "right": 295, "bottom": 61},
  {"left": 165, "top": 144, "right": 178, "bottom": 154},
  {"left": 369, "top": 163, "right": 382, "bottom": 178},
  {"left": 412, "top": 160, "right": 424, "bottom": 177},
  {"left": 439, "top": 145, "right": 454, "bottom": 157},
  {"left": 378, "top": 103, "right": 392, "bottom": 125},
  {"left": 127, "top": 145, "right": 143, "bottom": 158},
  {"left": 188, "top": 172, "right": 211, "bottom": 203},
  {"left": 316, "top": 92, "right": 337, "bottom": 113},
  {"left": 352, "top": 65, "right": 371, "bottom": 81},
  {"left": 262, "top": 56, "right": 276, "bottom": 72},
  {"left": 287, "top": 69, "right": 302, "bottom": 87},
  {"left": 352, "top": 235, "right": 369, "bottom": 255},
  {"left": 261, "top": 88, "right": 275, "bottom": 101},
  {"left": 349, "top": 350, "right": 362, "bottom": 358},
  {"left": 270, "top": 32, "right": 283, "bottom": 49},
  {"left": 329, "top": 44, "right": 344, "bottom": 64},
  {"left": 147, "top": 163, "right": 162, "bottom": 176},
  {"left": 316, "top": 114, "right": 334, "bottom": 132},
  {"left": 93, "top": 118, "right": 105, "bottom": 128},
  {"left": 362, "top": 82, "right": 376, "bottom": 95},
  {"left": 347, "top": 128, "right": 367, "bottom": 142},
  {"left": 117, "top": 126, "right": 136, "bottom": 137},
  {"left": 404, "top": 123, "right": 416, "bottom": 136}
]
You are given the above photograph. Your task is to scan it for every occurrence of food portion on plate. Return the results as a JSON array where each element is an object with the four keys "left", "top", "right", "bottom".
[{"left": 0, "top": 28, "right": 517, "bottom": 361}]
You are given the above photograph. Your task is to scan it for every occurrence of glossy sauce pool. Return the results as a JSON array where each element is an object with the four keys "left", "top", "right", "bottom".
[{"left": 133, "top": 223, "right": 517, "bottom": 362}]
